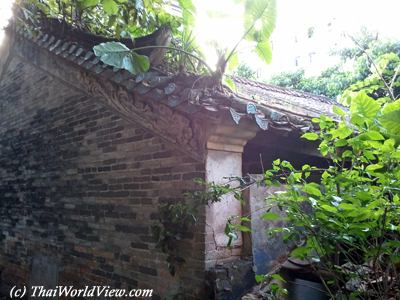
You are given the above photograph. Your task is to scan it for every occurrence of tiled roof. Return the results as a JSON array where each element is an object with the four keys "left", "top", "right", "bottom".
[
  {"left": 233, "top": 76, "right": 336, "bottom": 119},
  {"left": 8, "top": 22, "right": 338, "bottom": 134}
]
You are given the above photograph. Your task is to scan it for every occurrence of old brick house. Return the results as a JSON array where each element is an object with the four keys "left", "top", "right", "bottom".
[{"left": 0, "top": 21, "right": 334, "bottom": 299}]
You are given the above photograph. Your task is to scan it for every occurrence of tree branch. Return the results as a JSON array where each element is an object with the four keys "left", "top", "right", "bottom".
[{"left": 349, "top": 35, "right": 396, "bottom": 101}]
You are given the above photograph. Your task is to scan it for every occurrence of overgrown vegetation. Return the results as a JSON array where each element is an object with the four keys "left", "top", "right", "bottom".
[
  {"left": 269, "top": 66, "right": 354, "bottom": 99},
  {"left": 217, "top": 52, "right": 400, "bottom": 299},
  {"left": 89, "top": 0, "right": 277, "bottom": 86},
  {"left": 234, "top": 63, "right": 258, "bottom": 80},
  {"left": 269, "top": 29, "right": 400, "bottom": 99},
  {"left": 14, "top": 2, "right": 400, "bottom": 299},
  {"left": 19, "top": 0, "right": 277, "bottom": 85},
  {"left": 18, "top": 0, "right": 195, "bottom": 37},
  {"left": 16, "top": 0, "right": 207, "bottom": 74},
  {"left": 151, "top": 179, "right": 234, "bottom": 276}
]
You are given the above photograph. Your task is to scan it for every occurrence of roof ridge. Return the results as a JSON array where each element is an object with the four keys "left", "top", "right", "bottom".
[{"left": 10, "top": 24, "right": 335, "bottom": 136}]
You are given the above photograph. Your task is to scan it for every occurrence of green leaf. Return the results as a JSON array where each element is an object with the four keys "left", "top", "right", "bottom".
[
  {"left": 312, "top": 117, "right": 320, "bottom": 123},
  {"left": 270, "top": 274, "right": 286, "bottom": 282},
  {"left": 365, "top": 130, "right": 385, "bottom": 140},
  {"left": 303, "top": 183, "right": 322, "bottom": 197},
  {"left": 291, "top": 246, "right": 309, "bottom": 259},
  {"left": 177, "top": 0, "right": 196, "bottom": 26},
  {"left": 93, "top": 42, "right": 150, "bottom": 74},
  {"left": 131, "top": 51, "right": 150, "bottom": 73},
  {"left": 320, "top": 204, "right": 338, "bottom": 213},
  {"left": 379, "top": 99, "right": 400, "bottom": 141},
  {"left": 243, "top": 0, "right": 276, "bottom": 63},
  {"left": 341, "top": 150, "right": 353, "bottom": 158},
  {"left": 255, "top": 274, "right": 266, "bottom": 283},
  {"left": 178, "top": 0, "right": 196, "bottom": 14},
  {"left": 255, "top": 40, "right": 272, "bottom": 64},
  {"left": 94, "top": 41, "right": 129, "bottom": 60},
  {"left": 238, "top": 225, "right": 251, "bottom": 232},
  {"left": 227, "top": 51, "right": 239, "bottom": 72},
  {"left": 356, "top": 191, "right": 372, "bottom": 201},
  {"left": 281, "top": 160, "right": 294, "bottom": 170},
  {"left": 224, "top": 222, "right": 238, "bottom": 247},
  {"left": 349, "top": 92, "right": 380, "bottom": 126},
  {"left": 319, "top": 141, "right": 329, "bottom": 156},
  {"left": 78, "top": 0, "right": 99, "bottom": 9},
  {"left": 223, "top": 76, "right": 236, "bottom": 90},
  {"left": 262, "top": 212, "right": 280, "bottom": 221},
  {"left": 331, "top": 126, "right": 352, "bottom": 139},
  {"left": 333, "top": 105, "right": 345, "bottom": 117},
  {"left": 244, "top": 0, "right": 276, "bottom": 40},
  {"left": 240, "top": 216, "right": 251, "bottom": 222},
  {"left": 302, "top": 132, "right": 319, "bottom": 141},
  {"left": 338, "top": 203, "right": 355, "bottom": 210},
  {"left": 102, "top": 0, "right": 119, "bottom": 15},
  {"left": 366, "top": 164, "right": 383, "bottom": 172},
  {"left": 334, "top": 139, "right": 347, "bottom": 147}
]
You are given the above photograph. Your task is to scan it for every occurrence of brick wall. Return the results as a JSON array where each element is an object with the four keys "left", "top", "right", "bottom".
[{"left": 0, "top": 57, "right": 207, "bottom": 299}]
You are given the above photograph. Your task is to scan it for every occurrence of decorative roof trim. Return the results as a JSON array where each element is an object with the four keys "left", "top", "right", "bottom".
[
  {"left": 9, "top": 27, "right": 208, "bottom": 162},
  {"left": 6, "top": 22, "right": 341, "bottom": 157}
]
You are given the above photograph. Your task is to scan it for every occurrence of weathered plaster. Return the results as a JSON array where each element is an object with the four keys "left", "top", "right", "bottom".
[{"left": 204, "top": 117, "right": 258, "bottom": 268}]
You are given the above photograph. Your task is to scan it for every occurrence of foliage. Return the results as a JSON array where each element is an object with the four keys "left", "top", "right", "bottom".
[
  {"left": 224, "top": 0, "right": 276, "bottom": 72},
  {"left": 268, "top": 29, "right": 400, "bottom": 99},
  {"left": 299, "top": 66, "right": 355, "bottom": 99},
  {"left": 93, "top": 41, "right": 150, "bottom": 75},
  {"left": 151, "top": 179, "right": 229, "bottom": 276},
  {"left": 18, "top": 0, "right": 194, "bottom": 38},
  {"left": 332, "top": 28, "right": 400, "bottom": 82},
  {"left": 342, "top": 53, "right": 400, "bottom": 102},
  {"left": 151, "top": 176, "right": 251, "bottom": 275},
  {"left": 201, "top": 51, "right": 400, "bottom": 299},
  {"left": 233, "top": 63, "right": 258, "bottom": 80},
  {"left": 18, "top": 0, "right": 212, "bottom": 74},
  {"left": 89, "top": 0, "right": 277, "bottom": 84},
  {"left": 269, "top": 65, "right": 356, "bottom": 99},
  {"left": 151, "top": 201, "right": 195, "bottom": 276},
  {"left": 268, "top": 69, "right": 305, "bottom": 88},
  {"left": 21, "top": 0, "right": 277, "bottom": 83},
  {"left": 242, "top": 0, "right": 276, "bottom": 65},
  {"left": 167, "top": 28, "right": 208, "bottom": 74},
  {"left": 331, "top": 28, "right": 379, "bottom": 61},
  {"left": 230, "top": 54, "right": 399, "bottom": 299}
]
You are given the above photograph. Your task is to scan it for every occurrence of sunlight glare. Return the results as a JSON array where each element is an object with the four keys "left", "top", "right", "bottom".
[
  {"left": 194, "top": 0, "right": 244, "bottom": 70},
  {"left": 0, "top": 0, "right": 14, "bottom": 46},
  {"left": 193, "top": 0, "right": 400, "bottom": 77}
]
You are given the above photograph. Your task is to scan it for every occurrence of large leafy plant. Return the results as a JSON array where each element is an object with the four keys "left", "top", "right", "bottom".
[
  {"left": 18, "top": 0, "right": 202, "bottom": 75},
  {"left": 253, "top": 54, "right": 400, "bottom": 299},
  {"left": 229, "top": 0, "right": 276, "bottom": 65},
  {"left": 204, "top": 53, "right": 400, "bottom": 299},
  {"left": 90, "top": 0, "right": 277, "bottom": 82},
  {"left": 93, "top": 41, "right": 150, "bottom": 74},
  {"left": 21, "top": 0, "right": 277, "bottom": 81},
  {"left": 18, "top": 0, "right": 194, "bottom": 38}
]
